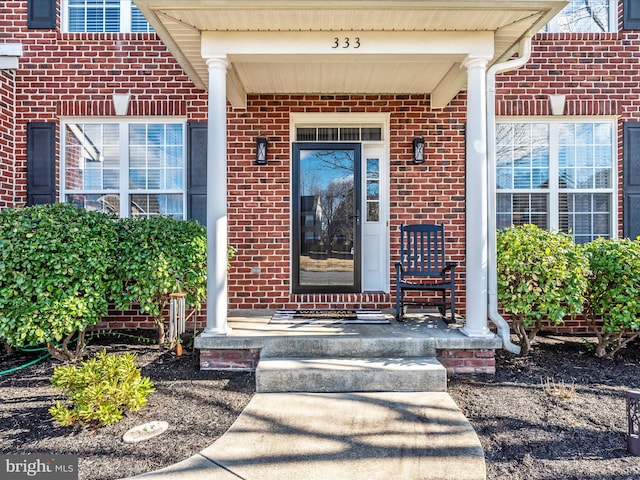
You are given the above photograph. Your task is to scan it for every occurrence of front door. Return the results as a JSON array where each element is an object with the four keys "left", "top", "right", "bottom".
[{"left": 292, "top": 143, "right": 361, "bottom": 293}]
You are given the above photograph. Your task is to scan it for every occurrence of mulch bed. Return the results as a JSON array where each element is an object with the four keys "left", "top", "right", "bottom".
[
  {"left": 1, "top": 331, "right": 640, "bottom": 480},
  {"left": 0, "top": 332, "right": 255, "bottom": 480},
  {"left": 449, "top": 334, "right": 640, "bottom": 480}
]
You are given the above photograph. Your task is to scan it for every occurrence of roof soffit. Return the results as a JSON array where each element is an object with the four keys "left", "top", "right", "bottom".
[{"left": 134, "top": 0, "right": 568, "bottom": 108}]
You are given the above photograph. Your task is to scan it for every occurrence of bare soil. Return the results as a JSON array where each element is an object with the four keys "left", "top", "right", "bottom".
[{"left": 1, "top": 331, "right": 640, "bottom": 480}]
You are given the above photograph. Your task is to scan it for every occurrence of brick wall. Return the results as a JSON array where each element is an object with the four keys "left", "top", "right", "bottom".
[
  {"left": 4, "top": 3, "right": 470, "bottom": 319},
  {"left": 0, "top": 3, "right": 18, "bottom": 207},
  {"left": 437, "top": 349, "right": 496, "bottom": 375},
  {"left": 496, "top": 3, "right": 638, "bottom": 242},
  {"left": 98, "top": 92, "right": 469, "bottom": 328},
  {"left": 195, "top": 347, "right": 494, "bottom": 373},
  {"left": 200, "top": 349, "right": 260, "bottom": 371},
  {"left": 2, "top": 2, "right": 209, "bottom": 208},
  {"left": 494, "top": 313, "right": 596, "bottom": 336},
  {"left": 493, "top": 3, "right": 637, "bottom": 334},
  {"left": 224, "top": 94, "right": 467, "bottom": 312}
]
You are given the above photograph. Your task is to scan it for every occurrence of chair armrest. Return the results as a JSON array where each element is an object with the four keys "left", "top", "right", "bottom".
[
  {"left": 394, "top": 262, "right": 404, "bottom": 276},
  {"left": 443, "top": 262, "right": 457, "bottom": 281}
]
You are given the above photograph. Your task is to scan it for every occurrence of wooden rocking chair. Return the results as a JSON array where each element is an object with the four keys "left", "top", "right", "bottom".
[{"left": 395, "top": 224, "right": 457, "bottom": 322}]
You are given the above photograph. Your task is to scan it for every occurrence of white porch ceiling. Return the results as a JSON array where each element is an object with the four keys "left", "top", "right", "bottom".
[{"left": 134, "top": 0, "right": 567, "bottom": 108}]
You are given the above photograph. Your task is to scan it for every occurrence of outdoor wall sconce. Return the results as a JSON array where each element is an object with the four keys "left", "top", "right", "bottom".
[
  {"left": 256, "top": 137, "right": 268, "bottom": 165},
  {"left": 412, "top": 137, "right": 425, "bottom": 164}
]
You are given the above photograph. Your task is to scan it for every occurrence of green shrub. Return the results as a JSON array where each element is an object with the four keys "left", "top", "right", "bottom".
[
  {"left": 0, "top": 204, "right": 118, "bottom": 361},
  {"left": 582, "top": 238, "right": 640, "bottom": 358},
  {"left": 49, "top": 349, "right": 155, "bottom": 427},
  {"left": 112, "top": 217, "right": 207, "bottom": 345},
  {"left": 497, "top": 224, "right": 589, "bottom": 354}
]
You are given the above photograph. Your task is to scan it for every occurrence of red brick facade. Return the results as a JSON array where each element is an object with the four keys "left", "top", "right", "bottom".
[
  {"left": 1, "top": 1, "right": 638, "bottom": 335},
  {"left": 223, "top": 94, "right": 466, "bottom": 312},
  {"left": 437, "top": 349, "right": 496, "bottom": 376},
  {"left": 196, "top": 347, "right": 497, "bottom": 374},
  {"left": 495, "top": 3, "right": 634, "bottom": 246}
]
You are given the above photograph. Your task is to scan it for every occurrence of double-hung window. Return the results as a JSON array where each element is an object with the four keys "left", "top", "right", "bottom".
[
  {"left": 544, "top": 0, "right": 615, "bottom": 33},
  {"left": 62, "top": 120, "right": 186, "bottom": 219},
  {"left": 65, "top": 0, "right": 152, "bottom": 33},
  {"left": 496, "top": 120, "right": 616, "bottom": 244}
]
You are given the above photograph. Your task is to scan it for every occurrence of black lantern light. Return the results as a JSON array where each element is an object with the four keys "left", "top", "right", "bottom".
[
  {"left": 412, "top": 137, "right": 425, "bottom": 164},
  {"left": 256, "top": 137, "right": 268, "bottom": 165}
]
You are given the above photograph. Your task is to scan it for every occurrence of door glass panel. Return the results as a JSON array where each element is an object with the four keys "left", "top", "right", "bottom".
[
  {"left": 366, "top": 158, "right": 380, "bottom": 222},
  {"left": 295, "top": 145, "right": 360, "bottom": 291}
]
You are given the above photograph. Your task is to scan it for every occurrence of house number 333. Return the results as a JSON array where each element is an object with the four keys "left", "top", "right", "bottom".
[{"left": 332, "top": 37, "right": 361, "bottom": 49}]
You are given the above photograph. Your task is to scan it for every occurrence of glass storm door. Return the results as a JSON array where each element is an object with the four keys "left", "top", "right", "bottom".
[{"left": 292, "top": 143, "right": 362, "bottom": 293}]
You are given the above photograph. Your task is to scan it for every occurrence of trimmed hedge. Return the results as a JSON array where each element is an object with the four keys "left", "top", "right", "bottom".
[
  {"left": 0, "top": 204, "right": 215, "bottom": 359},
  {"left": 112, "top": 216, "right": 207, "bottom": 345},
  {"left": 583, "top": 238, "right": 640, "bottom": 358},
  {"left": 497, "top": 224, "right": 589, "bottom": 355},
  {"left": 0, "top": 204, "right": 118, "bottom": 361},
  {"left": 498, "top": 224, "right": 640, "bottom": 358}
]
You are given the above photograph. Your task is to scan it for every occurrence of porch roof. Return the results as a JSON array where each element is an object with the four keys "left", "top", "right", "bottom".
[{"left": 135, "top": 0, "right": 566, "bottom": 108}]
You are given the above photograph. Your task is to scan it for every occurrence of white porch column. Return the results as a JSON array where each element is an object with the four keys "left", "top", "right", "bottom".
[
  {"left": 202, "top": 56, "right": 231, "bottom": 336},
  {"left": 461, "top": 56, "right": 493, "bottom": 338}
]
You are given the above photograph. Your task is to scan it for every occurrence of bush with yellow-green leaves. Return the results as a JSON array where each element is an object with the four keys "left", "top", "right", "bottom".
[{"left": 49, "top": 350, "right": 155, "bottom": 427}]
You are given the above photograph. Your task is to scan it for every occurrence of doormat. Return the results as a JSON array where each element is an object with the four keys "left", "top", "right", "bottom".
[{"left": 270, "top": 309, "right": 389, "bottom": 324}]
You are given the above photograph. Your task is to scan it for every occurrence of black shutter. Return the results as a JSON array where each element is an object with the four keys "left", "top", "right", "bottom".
[
  {"left": 27, "top": 0, "right": 56, "bottom": 29},
  {"left": 624, "top": 0, "right": 640, "bottom": 30},
  {"left": 623, "top": 122, "right": 640, "bottom": 238},
  {"left": 187, "top": 122, "right": 207, "bottom": 225},
  {"left": 26, "top": 122, "right": 56, "bottom": 206}
]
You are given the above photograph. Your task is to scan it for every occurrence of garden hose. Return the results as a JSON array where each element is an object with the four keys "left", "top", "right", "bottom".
[
  {"left": 0, "top": 333, "right": 81, "bottom": 376},
  {"left": 18, "top": 345, "right": 49, "bottom": 352},
  {"left": 0, "top": 352, "right": 51, "bottom": 376},
  {"left": 1, "top": 330, "right": 152, "bottom": 376}
]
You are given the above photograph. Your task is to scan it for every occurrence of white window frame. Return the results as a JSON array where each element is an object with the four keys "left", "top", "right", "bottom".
[
  {"left": 60, "top": 117, "right": 187, "bottom": 219},
  {"left": 545, "top": 0, "right": 617, "bottom": 33},
  {"left": 496, "top": 117, "right": 618, "bottom": 242},
  {"left": 62, "top": 0, "right": 152, "bottom": 33}
]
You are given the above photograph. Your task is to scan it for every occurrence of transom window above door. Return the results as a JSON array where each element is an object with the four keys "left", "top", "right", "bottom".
[
  {"left": 291, "top": 114, "right": 390, "bottom": 293},
  {"left": 296, "top": 125, "right": 383, "bottom": 142}
]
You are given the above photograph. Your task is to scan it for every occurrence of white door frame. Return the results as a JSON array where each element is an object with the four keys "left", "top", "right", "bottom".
[{"left": 290, "top": 113, "right": 390, "bottom": 293}]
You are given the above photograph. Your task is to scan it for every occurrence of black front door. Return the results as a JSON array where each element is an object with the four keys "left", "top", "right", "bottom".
[{"left": 292, "top": 143, "right": 361, "bottom": 293}]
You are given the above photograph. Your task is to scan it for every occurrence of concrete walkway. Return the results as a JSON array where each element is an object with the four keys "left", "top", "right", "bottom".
[{"left": 127, "top": 391, "right": 485, "bottom": 480}]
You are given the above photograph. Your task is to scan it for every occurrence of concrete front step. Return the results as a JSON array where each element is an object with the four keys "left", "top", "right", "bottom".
[
  {"left": 260, "top": 336, "right": 437, "bottom": 358},
  {"left": 256, "top": 357, "right": 447, "bottom": 393}
]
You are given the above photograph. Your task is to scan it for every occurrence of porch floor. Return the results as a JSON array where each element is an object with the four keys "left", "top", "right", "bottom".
[{"left": 194, "top": 310, "right": 502, "bottom": 356}]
